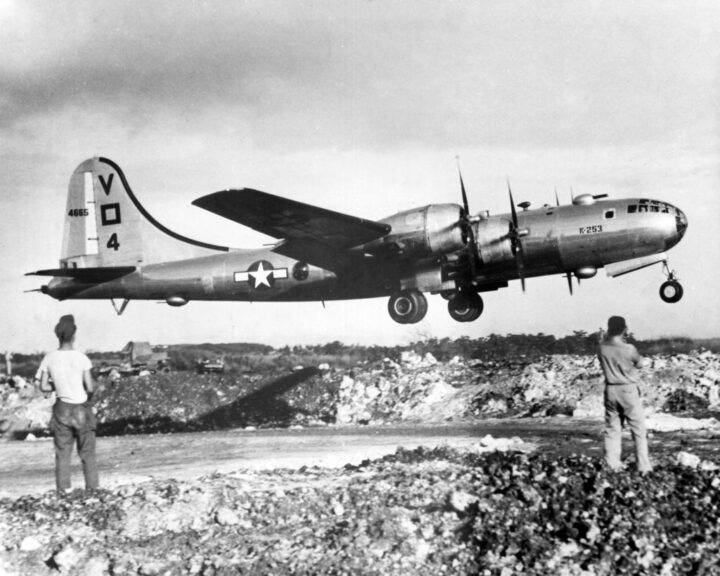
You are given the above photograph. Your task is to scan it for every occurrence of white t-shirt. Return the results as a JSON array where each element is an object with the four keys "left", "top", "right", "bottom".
[{"left": 38, "top": 350, "right": 92, "bottom": 404}]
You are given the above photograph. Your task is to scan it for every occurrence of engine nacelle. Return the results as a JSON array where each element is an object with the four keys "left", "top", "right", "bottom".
[
  {"left": 474, "top": 217, "right": 515, "bottom": 265},
  {"left": 367, "top": 204, "right": 465, "bottom": 258}
]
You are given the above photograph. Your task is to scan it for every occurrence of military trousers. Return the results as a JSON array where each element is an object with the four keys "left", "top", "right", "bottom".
[
  {"left": 604, "top": 384, "right": 652, "bottom": 473},
  {"left": 51, "top": 400, "right": 99, "bottom": 491}
]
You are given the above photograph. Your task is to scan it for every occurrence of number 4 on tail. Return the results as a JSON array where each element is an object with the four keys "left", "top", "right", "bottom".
[{"left": 107, "top": 233, "right": 120, "bottom": 251}]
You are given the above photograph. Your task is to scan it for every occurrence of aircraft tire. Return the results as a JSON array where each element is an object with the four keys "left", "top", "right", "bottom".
[
  {"left": 448, "top": 292, "right": 483, "bottom": 322},
  {"left": 388, "top": 290, "right": 428, "bottom": 324},
  {"left": 659, "top": 280, "right": 683, "bottom": 303}
]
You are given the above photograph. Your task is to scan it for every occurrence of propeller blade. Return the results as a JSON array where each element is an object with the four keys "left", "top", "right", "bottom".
[
  {"left": 466, "top": 224, "right": 478, "bottom": 281},
  {"left": 515, "top": 238, "right": 526, "bottom": 292},
  {"left": 507, "top": 178, "right": 518, "bottom": 228},
  {"left": 566, "top": 272, "right": 574, "bottom": 295},
  {"left": 506, "top": 178, "right": 526, "bottom": 292},
  {"left": 455, "top": 157, "right": 478, "bottom": 282},
  {"left": 456, "top": 157, "right": 470, "bottom": 215},
  {"left": 555, "top": 187, "right": 560, "bottom": 207}
]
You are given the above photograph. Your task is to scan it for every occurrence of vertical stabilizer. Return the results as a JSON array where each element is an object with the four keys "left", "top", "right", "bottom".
[{"left": 60, "top": 157, "right": 228, "bottom": 269}]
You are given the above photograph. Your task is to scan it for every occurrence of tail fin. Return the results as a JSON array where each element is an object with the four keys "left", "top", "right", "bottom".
[{"left": 60, "top": 157, "right": 228, "bottom": 268}]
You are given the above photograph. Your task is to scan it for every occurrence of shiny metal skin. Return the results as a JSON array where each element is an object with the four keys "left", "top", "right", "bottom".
[{"left": 28, "top": 158, "right": 688, "bottom": 324}]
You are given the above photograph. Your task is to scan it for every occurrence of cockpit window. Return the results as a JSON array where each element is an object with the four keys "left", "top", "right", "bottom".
[
  {"left": 628, "top": 201, "right": 674, "bottom": 215},
  {"left": 604, "top": 209, "right": 616, "bottom": 219}
]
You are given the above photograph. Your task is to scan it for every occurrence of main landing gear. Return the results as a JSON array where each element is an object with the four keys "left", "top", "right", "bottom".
[
  {"left": 388, "top": 290, "right": 428, "bottom": 324},
  {"left": 447, "top": 292, "right": 484, "bottom": 322},
  {"left": 387, "top": 289, "right": 485, "bottom": 324},
  {"left": 659, "top": 262, "right": 684, "bottom": 304}
]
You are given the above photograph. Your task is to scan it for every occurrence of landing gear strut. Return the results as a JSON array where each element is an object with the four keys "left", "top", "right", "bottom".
[
  {"left": 659, "top": 262, "right": 683, "bottom": 304},
  {"left": 388, "top": 290, "right": 428, "bottom": 324},
  {"left": 448, "top": 292, "right": 484, "bottom": 322}
]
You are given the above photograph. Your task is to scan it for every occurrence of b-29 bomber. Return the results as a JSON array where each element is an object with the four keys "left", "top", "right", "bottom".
[{"left": 28, "top": 157, "right": 688, "bottom": 324}]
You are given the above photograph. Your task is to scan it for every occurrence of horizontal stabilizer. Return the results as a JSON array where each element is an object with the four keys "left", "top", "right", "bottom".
[
  {"left": 605, "top": 253, "right": 667, "bottom": 278},
  {"left": 26, "top": 266, "right": 136, "bottom": 282}
]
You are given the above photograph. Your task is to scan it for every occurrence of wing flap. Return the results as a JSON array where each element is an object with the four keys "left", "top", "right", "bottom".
[{"left": 272, "top": 238, "right": 365, "bottom": 272}]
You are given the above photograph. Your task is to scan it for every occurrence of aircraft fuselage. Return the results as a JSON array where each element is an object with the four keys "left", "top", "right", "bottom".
[{"left": 44, "top": 196, "right": 687, "bottom": 304}]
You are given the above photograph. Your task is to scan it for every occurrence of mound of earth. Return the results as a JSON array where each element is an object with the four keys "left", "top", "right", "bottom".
[
  {"left": 1, "top": 447, "right": 719, "bottom": 575},
  {"left": 2, "top": 349, "right": 719, "bottom": 438}
]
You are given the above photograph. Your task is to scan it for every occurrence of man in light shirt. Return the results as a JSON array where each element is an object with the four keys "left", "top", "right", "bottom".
[
  {"left": 38, "top": 315, "right": 99, "bottom": 492},
  {"left": 598, "top": 315, "right": 651, "bottom": 473}
]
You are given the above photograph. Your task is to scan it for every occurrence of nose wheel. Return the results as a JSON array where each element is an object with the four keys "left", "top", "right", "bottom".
[{"left": 660, "top": 262, "right": 683, "bottom": 303}]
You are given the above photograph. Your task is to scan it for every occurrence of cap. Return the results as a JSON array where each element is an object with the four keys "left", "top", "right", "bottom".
[{"left": 54, "top": 314, "right": 77, "bottom": 342}]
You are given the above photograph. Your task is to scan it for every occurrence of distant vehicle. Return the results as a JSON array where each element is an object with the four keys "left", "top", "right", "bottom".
[
  {"left": 197, "top": 358, "right": 225, "bottom": 374},
  {"left": 97, "top": 341, "right": 170, "bottom": 377},
  {"left": 28, "top": 157, "right": 688, "bottom": 324}
]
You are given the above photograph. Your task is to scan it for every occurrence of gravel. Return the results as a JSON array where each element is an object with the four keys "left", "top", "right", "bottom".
[{"left": 1, "top": 447, "right": 719, "bottom": 575}]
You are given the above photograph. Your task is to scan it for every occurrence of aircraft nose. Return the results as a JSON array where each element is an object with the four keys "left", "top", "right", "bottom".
[{"left": 675, "top": 208, "right": 688, "bottom": 238}]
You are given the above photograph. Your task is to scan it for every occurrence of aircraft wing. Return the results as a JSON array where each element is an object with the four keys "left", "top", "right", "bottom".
[{"left": 193, "top": 189, "right": 391, "bottom": 270}]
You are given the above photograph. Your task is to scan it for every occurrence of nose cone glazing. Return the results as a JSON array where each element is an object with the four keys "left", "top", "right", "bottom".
[
  {"left": 664, "top": 206, "right": 688, "bottom": 251},
  {"left": 675, "top": 208, "right": 688, "bottom": 238}
]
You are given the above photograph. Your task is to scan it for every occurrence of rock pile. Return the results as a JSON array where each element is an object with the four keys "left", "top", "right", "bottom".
[
  {"left": 3, "top": 350, "right": 719, "bottom": 437},
  {"left": 1, "top": 447, "right": 719, "bottom": 575},
  {"left": 334, "top": 350, "right": 720, "bottom": 425}
]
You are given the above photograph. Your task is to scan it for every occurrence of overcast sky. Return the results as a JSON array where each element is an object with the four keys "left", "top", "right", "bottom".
[{"left": 2, "top": 0, "right": 719, "bottom": 353}]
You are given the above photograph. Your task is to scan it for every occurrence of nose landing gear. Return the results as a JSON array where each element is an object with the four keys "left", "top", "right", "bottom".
[{"left": 659, "top": 262, "right": 684, "bottom": 303}]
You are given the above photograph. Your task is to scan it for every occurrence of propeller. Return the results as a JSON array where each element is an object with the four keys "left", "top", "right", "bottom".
[
  {"left": 507, "top": 178, "right": 529, "bottom": 292},
  {"left": 456, "top": 158, "right": 480, "bottom": 283},
  {"left": 566, "top": 272, "right": 574, "bottom": 295},
  {"left": 554, "top": 187, "right": 560, "bottom": 207}
]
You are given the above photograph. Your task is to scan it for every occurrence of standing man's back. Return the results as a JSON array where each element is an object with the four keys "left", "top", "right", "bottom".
[
  {"left": 598, "top": 316, "right": 651, "bottom": 473},
  {"left": 599, "top": 337, "right": 643, "bottom": 386},
  {"left": 37, "top": 315, "right": 99, "bottom": 492}
]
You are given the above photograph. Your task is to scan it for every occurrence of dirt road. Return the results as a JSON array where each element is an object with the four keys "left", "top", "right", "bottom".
[
  {"left": 2, "top": 418, "right": 715, "bottom": 498},
  {"left": 0, "top": 419, "right": 593, "bottom": 497}
]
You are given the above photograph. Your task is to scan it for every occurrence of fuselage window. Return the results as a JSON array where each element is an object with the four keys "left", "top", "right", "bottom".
[
  {"left": 604, "top": 209, "right": 616, "bottom": 219},
  {"left": 638, "top": 204, "right": 649, "bottom": 213},
  {"left": 628, "top": 205, "right": 637, "bottom": 213},
  {"left": 650, "top": 205, "right": 660, "bottom": 213}
]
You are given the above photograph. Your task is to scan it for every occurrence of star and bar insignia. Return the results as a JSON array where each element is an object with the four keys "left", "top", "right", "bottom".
[{"left": 234, "top": 260, "right": 288, "bottom": 290}]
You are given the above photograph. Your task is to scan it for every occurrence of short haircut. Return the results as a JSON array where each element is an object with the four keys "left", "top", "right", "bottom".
[
  {"left": 607, "top": 315, "right": 627, "bottom": 337},
  {"left": 54, "top": 315, "right": 77, "bottom": 343}
]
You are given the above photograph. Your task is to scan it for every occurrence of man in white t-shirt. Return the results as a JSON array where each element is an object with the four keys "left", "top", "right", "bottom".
[{"left": 38, "top": 315, "right": 99, "bottom": 492}]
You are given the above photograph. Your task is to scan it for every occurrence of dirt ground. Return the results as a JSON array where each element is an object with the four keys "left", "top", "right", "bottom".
[{"left": 2, "top": 417, "right": 717, "bottom": 499}]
